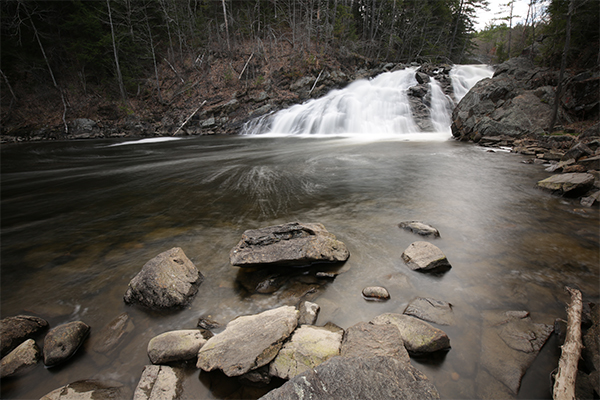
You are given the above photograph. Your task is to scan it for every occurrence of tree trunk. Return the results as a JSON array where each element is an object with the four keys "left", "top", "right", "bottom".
[
  {"left": 222, "top": 0, "right": 231, "bottom": 51},
  {"left": 552, "top": 286, "right": 583, "bottom": 400},
  {"left": 106, "top": 0, "right": 128, "bottom": 101},
  {"left": 549, "top": 0, "right": 574, "bottom": 133},
  {"left": 145, "top": 13, "right": 163, "bottom": 103}
]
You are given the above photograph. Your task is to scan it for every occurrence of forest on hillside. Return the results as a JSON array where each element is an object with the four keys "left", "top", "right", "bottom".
[{"left": 0, "top": 0, "right": 598, "bottom": 136}]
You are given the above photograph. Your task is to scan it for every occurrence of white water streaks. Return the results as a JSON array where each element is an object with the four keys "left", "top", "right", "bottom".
[
  {"left": 246, "top": 65, "right": 494, "bottom": 138},
  {"left": 108, "top": 137, "right": 182, "bottom": 147},
  {"left": 449, "top": 64, "right": 494, "bottom": 103}
]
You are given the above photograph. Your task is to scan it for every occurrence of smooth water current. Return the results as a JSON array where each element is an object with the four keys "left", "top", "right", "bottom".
[{"left": 1, "top": 135, "right": 598, "bottom": 399}]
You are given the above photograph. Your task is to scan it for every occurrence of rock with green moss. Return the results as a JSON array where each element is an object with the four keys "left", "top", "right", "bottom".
[
  {"left": 148, "top": 330, "right": 207, "bottom": 364},
  {"left": 269, "top": 323, "right": 343, "bottom": 379},
  {"left": 370, "top": 313, "right": 450, "bottom": 355}
]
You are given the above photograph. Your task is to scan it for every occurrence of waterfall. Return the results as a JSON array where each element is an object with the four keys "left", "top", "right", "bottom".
[
  {"left": 245, "top": 65, "right": 493, "bottom": 138},
  {"left": 449, "top": 64, "right": 494, "bottom": 103}
]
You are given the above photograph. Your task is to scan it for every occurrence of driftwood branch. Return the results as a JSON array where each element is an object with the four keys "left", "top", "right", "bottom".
[
  {"left": 163, "top": 57, "right": 184, "bottom": 83},
  {"left": 238, "top": 52, "right": 254, "bottom": 80},
  {"left": 553, "top": 286, "right": 583, "bottom": 400},
  {"left": 173, "top": 100, "right": 206, "bottom": 136},
  {"left": 309, "top": 69, "right": 324, "bottom": 95}
]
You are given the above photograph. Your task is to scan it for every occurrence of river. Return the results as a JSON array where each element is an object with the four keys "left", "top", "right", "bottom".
[{"left": 1, "top": 68, "right": 599, "bottom": 399}]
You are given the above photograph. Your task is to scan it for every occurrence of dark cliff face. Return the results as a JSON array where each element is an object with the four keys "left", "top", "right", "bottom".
[{"left": 451, "top": 57, "right": 599, "bottom": 142}]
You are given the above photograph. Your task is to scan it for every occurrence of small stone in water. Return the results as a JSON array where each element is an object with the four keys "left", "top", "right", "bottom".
[
  {"left": 451, "top": 372, "right": 460, "bottom": 381},
  {"left": 362, "top": 286, "right": 390, "bottom": 301}
]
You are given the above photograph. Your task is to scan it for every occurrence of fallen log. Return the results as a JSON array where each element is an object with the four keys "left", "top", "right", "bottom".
[{"left": 553, "top": 286, "right": 583, "bottom": 400}]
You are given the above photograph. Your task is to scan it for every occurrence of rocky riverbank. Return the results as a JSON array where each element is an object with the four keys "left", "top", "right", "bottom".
[{"left": 2, "top": 222, "right": 598, "bottom": 399}]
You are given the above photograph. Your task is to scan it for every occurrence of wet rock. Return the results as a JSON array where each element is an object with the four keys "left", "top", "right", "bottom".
[
  {"left": 269, "top": 324, "right": 343, "bottom": 379},
  {"left": 579, "top": 155, "right": 600, "bottom": 170},
  {"left": 0, "top": 339, "right": 40, "bottom": 378},
  {"left": 297, "top": 301, "right": 320, "bottom": 325},
  {"left": 68, "top": 118, "right": 99, "bottom": 139},
  {"left": 133, "top": 365, "right": 183, "bottom": 400},
  {"left": 124, "top": 247, "right": 204, "bottom": 309},
  {"left": 43, "top": 321, "right": 90, "bottom": 367},
  {"left": 259, "top": 355, "right": 440, "bottom": 400},
  {"left": 91, "top": 312, "right": 134, "bottom": 354},
  {"left": 197, "top": 316, "right": 222, "bottom": 331},
  {"left": 398, "top": 221, "right": 440, "bottom": 237},
  {"left": 370, "top": 313, "right": 450, "bottom": 355},
  {"left": 561, "top": 142, "right": 594, "bottom": 162},
  {"left": 401, "top": 241, "right": 451, "bottom": 272},
  {"left": 478, "top": 310, "right": 554, "bottom": 397},
  {"left": 362, "top": 286, "right": 390, "bottom": 301},
  {"left": 403, "top": 297, "right": 454, "bottom": 326},
  {"left": 340, "top": 321, "right": 410, "bottom": 362},
  {"left": 415, "top": 72, "right": 431, "bottom": 84},
  {"left": 41, "top": 380, "right": 131, "bottom": 400},
  {"left": 536, "top": 173, "right": 595, "bottom": 197},
  {"left": 581, "top": 190, "right": 600, "bottom": 207},
  {"left": 582, "top": 304, "right": 599, "bottom": 376},
  {"left": 0, "top": 314, "right": 48, "bottom": 357},
  {"left": 197, "top": 305, "right": 298, "bottom": 377},
  {"left": 230, "top": 222, "right": 349, "bottom": 268},
  {"left": 148, "top": 330, "right": 207, "bottom": 364}
]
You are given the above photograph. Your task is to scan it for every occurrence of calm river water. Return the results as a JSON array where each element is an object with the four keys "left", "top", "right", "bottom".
[{"left": 1, "top": 135, "right": 598, "bottom": 399}]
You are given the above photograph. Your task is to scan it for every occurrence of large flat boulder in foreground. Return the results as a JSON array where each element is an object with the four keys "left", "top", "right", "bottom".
[
  {"left": 197, "top": 306, "right": 298, "bottom": 377},
  {"left": 260, "top": 355, "right": 439, "bottom": 400},
  {"left": 124, "top": 247, "right": 203, "bottom": 309},
  {"left": 230, "top": 222, "right": 350, "bottom": 268}
]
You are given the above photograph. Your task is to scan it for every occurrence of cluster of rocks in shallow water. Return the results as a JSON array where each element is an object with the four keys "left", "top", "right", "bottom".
[{"left": 2, "top": 222, "right": 598, "bottom": 399}]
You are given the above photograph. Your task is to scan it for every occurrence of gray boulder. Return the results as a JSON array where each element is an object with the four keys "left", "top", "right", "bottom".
[
  {"left": 404, "top": 297, "right": 454, "bottom": 326},
  {"left": 43, "top": 321, "right": 90, "bottom": 367},
  {"left": 478, "top": 310, "right": 554, "bottom": 397},
  {"left": 0, "top": 314, "right": 48, "bottom": 357},
  {"left": 0, "top": 339, "right": 40, "bottom": 378},
  {"left": 537, "top": 173, "right": 595, "bottom": 197},
  {"left": 370, "top": 313, "right": 450, "bottom": 355},
  {"left": 197, "top": 305, "right": 298, "bottom": 377},
  {"left": 297, "top": 301, "right": 320, "bottom": 325},
  {"left": 41, "top": 380, "right": 130, "bottom": 400},
  {"left": 91, "top": 312, "right": 134, "bottom": 354},
  {"left": 398, "top": 221, "right": 440, "bottom": 238},
  {"left": 340, "top": 321, "right": 410, "bottom": 362},
  {"left": 402, "top": 241, "right": 451, "bottom": 272},
  {"left": 133, "top": 365, "right": 183, "bottom": 400},
  {"left": 259, "top": 356, "right": 440, "bottom": 400},
  {"left": 148, "top": 330, "right": 207, "bottom": 364},
  {"left": 230, "top": 222, "right": 349, "bottom": 268},
  {"left": 362, "top": 286, "right": 391, "bottom": 301},
  {"left": 269, "top": 324, "right": 343, "bottom": 379},
  {"left": 124, "top": 247, "right": 204, "bottom": 309}
]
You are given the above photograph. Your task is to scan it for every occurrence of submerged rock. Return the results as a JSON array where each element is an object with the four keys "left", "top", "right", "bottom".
[
  {"left": 124, "top": 247, "right": 203, "bottom": 309},
  {"left": 197, "top": 305, "right": 298, "bottom": 377},
  {"left": 148, "top": 330, "right": 207, "bottom": 364},
  {"left": 340, "top": 321, "right": 410, "bottom": 362},
  {"left": 370, "top": 313, "right": 450, "bottom": 355},
  {"left": 0, "top": 339, "right": 40, "bottom": 378},
  {"left": 269, "top": 324, "right": 343, "bottom": 379},
  {"left": 229, "top": 222, "right": 349, "bottom": 268},
  {"left": 362, "top": 286, "right": 391, "bottom": 301},
  {"left": 401, "top": 241, "right": 451, "bottom": 272},
  {"left": 41, "top": 380, "right": 131, "bottom": 400},
  {"left": 404, "top": 297, "right": 454, "bottom": 326},
  {"left": 43, "top": 321, "right": 90, "bottom": 367},
  {"left": 0, "top": 315, "right": 48, "bottom": 357},
  {"left": 91, "top": 312, "right": 134, "bottom": 354},
  {"left": 478, "top": 310, "right": 554, "bottom": 397},
  {"left": 133, "top": 365, "right": 183, "bottom": 400},
  {"left": 536, "top": 173, "right": 595, "bottom": 197},
  {"left": 260, "top": 355, "right": 440, "bottom": 400},
  {"left": 398, "top": 221, "right": 440, "bottom": 238}
]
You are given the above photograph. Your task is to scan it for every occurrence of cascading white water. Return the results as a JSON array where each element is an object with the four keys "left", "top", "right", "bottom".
[
  {"left": 245, "top": 64, "right": 493, "bottom": 138},
  {"left": 450, "top": 64, "right": 495, "bottom": 103},
  {"left": 429, "top": 79, "right": 455, "bottom": 133}
]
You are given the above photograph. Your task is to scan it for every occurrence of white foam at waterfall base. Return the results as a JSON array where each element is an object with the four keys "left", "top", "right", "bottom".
[{"left": 245, "top": 65, "right": 494, "bottom": 140}]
